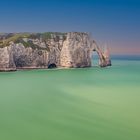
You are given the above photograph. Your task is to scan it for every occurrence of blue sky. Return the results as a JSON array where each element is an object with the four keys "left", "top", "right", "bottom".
[{"left": 0, "top": 0, "right": 140, "bottom": 54}]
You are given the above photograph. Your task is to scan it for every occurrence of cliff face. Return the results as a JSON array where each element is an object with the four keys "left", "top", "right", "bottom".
[
  {"left": 60, "top": 32, "right": 91, "bottom": 68},
  {"left": 12, "top": 39, "right": 61, "bottom": 69},
  {"left": 0, "top": 32, "right": 111, "bottom": 71},
  {"left": 0, "top": 46, "right": 16, "bottom": 71}
]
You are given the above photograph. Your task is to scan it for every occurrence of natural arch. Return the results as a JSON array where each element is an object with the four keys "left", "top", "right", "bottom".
[
  {"left": 48, "top": 63, "right": 57, "bottom": 69},
  {"left": 91, "top": 40, "right": 111, "bottom": 67}
]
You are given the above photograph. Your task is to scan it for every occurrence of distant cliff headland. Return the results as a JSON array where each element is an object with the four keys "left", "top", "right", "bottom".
[{"left": 0, "top": 32, "right": 111, "bottom": 71}]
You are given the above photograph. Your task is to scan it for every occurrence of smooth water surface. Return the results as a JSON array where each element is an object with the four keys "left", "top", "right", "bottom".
[{"left": 0, "top": 56, "right": 140, "bottom": 140}]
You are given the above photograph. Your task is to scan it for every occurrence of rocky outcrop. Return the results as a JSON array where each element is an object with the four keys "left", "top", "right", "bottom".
[
  {"left": 60, "top": 32, "right": 111, "bottom": 68},
  {"left": 91, "top": 40, "right": 111, "bottom": 67},
  {"left": 0, "top": 46, "right": 16, "bottom": 71},
  {"left": 0, "top": 32, "right": 111, "bottom": 71},
  {"left": 60, "top": 32, "right": 91, "bottom": 68}
]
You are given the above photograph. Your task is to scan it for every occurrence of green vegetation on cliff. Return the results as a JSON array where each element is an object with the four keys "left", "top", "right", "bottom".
[
  {"left": 0, "top": 33, "right": 31, "bottom": 47},
  {"left": 0, "top": 32, "right": 67, "bottom": 49}
]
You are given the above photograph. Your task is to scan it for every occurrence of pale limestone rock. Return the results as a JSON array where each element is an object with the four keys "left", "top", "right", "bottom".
[
  {"left": 12, "top": 43, "right": 49, "bottom": 68},
  {"left": 0, "top": 32, "right": 111, "bottom": 71},
  {"left": 60, "top": 32, "right": 111, "bottom": 68},
  {"left": 0, "top": 46, "right": 16, "bottom": 71},
  {"left": 60, "top": 32, "right": 91, "bottom": 68}
]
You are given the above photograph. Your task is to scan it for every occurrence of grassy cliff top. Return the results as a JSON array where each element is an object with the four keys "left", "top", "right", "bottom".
[{"left": 0, "top": 32, "right": 67, "bottom": 48}]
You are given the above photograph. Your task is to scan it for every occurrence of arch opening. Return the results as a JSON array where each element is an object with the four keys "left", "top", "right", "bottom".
[
  {"left": 48, "top": 63, "right": 57, "bottom": 69},
  {"left": 92, "top": 51, "right": 100, "bottom": 67}
]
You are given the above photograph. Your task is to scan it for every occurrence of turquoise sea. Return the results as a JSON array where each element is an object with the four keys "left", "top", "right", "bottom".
[{"left": 0, "top": 55, "right": 140, "bottom": 140}]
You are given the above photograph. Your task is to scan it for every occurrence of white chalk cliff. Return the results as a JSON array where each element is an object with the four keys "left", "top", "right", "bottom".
[{"left": 0, "top": 32, "right": 111, "bottom": 71}]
